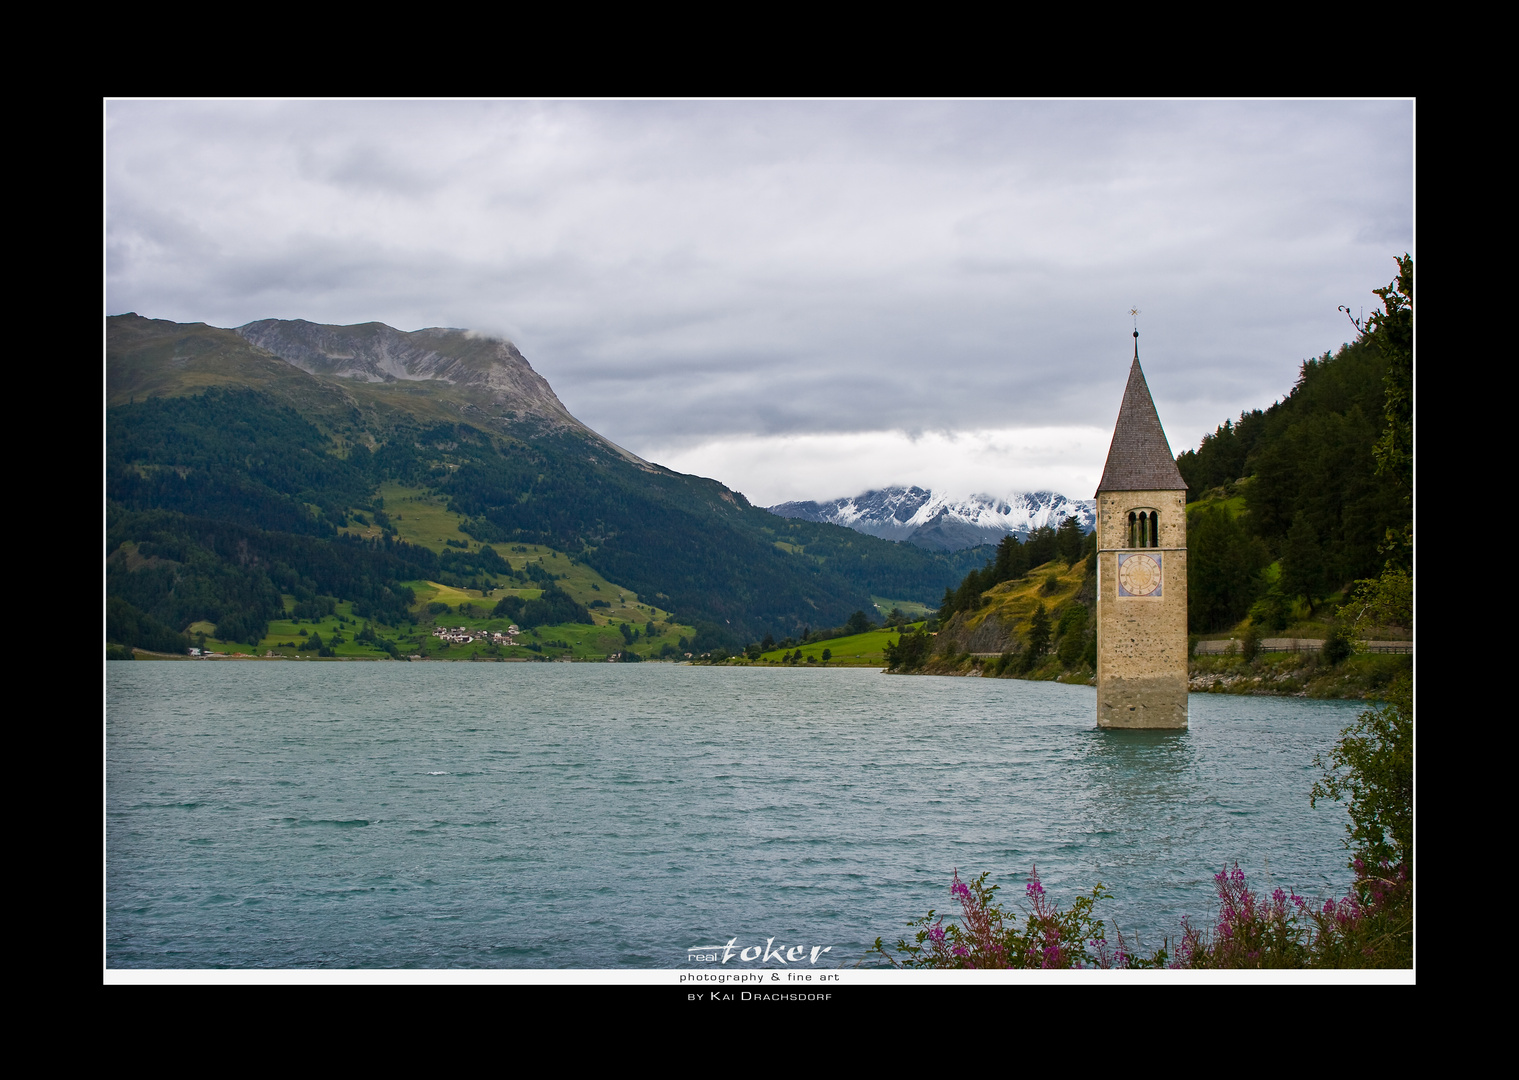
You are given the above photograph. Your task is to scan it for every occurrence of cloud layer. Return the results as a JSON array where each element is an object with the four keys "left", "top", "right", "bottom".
[
  {"left": 642, "top": 426, "right": 1116, "bottom": 509},
  {"left": 106, "top": 100, "right": 1413, "bottom": 500}
]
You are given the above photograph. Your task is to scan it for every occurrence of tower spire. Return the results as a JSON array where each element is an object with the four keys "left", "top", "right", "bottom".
[{"left": 1095, "top": 324, "right": 1185, "bottom": 495}]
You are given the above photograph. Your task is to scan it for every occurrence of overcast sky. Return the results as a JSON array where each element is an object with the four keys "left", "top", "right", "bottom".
[{"left": 105, "top": 100, "right": 1413, "bottom": 506}]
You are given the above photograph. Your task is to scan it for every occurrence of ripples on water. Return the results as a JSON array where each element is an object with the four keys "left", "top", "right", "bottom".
[{"left": 106, "top": 663, "right": 1362, "bottom": 968}]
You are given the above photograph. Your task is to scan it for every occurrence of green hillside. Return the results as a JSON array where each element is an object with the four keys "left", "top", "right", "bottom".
[
  {"left": 906, "top": 557, "right": 1097, "bottom": 682},
  {"left": 1179, "top": 260, "right": 1412, "bottom": 636},
  {"left": 892, "top": 257, "right": 1414, "bottom": 695},
  {"left": 106, "top": 314, "right": 984, "bottom": 656},
  {"left": 752, "top": 624, "right": 923, "bottom": 667}
]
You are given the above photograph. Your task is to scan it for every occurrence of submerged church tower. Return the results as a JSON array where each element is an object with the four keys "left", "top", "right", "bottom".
[{"left": 1095, "top": 331, "right": 1189, "bottom": 728}]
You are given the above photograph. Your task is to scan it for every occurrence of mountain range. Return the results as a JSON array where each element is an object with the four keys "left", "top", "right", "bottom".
[
  {"left": 106, "top": 315, "right": 994, "bottom": 648},
  {"left": 768, "top": 487, "right": 1096, "bottom": 551}
]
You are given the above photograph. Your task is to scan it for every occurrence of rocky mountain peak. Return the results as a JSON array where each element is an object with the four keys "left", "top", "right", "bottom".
[
  {"left": 768, "top": 486, "right": 1095, "bottom": 551},
  {"left": 235, "top": 318, "right": 579, "bottom": 426}
]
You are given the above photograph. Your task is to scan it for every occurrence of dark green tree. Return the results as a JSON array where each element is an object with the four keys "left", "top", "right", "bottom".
[
  {"left": 993, "top": 534, "right": 1030, "bottom": 582},
  {"left": 1346, "top": 256, "right": 1412, "bottom": 516},
  {"left": 1354, "top": 254, "right": 1413, "bottom": 573},
  {"left": 492, "top": 583, "right": 592, "bottom": 628},
  {"left": 1176, "top": 409, "right": 1267, "bottom": 501},
  {"left": 1346, "top": 256, "right": 1414, "bottom": 639},
  {"left": 1240, "top": 621, "right": 1262, "bottom": 662},
  {"left": 1321, "top": 619, "right": 1355, "bottom": 666},
  {"left": 1312, "top": 676, "right": 1411, "bottom": 872},
  {"left": 106, "top": 596, "right": 189, "bottom": 654},
  {"left": 1240, "top": 336, "right": 1404, "bottom": 594},
  {"left": 1055, "top": 604, "right": 1089, "bottom": 668},
  {"left": 884, "top": 627, "right": 933, "bottom": 672},
  {"left": 1025, "top": 526, "right": 1057, "bottom": 568},
  {"left": 1187, "top": 506, "right": 1272, "bottom": 633},
  {"left": 1026, "top": 603, "right": 1051, "bottom": 661},
  {"left": 1280, "top": 512, "right": 1327, "bottom": 605},
  {"left": 1248, "top": 586, "right": 1289, "bottom": 633},
  {"left": 1055, "top": 516, "right": 1085, "bottom": 566}
]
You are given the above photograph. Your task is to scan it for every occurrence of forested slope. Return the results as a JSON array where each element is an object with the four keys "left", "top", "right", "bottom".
[
  {"left": 918, "top": 258, "right": 1414, "bottom": 648},
  {"left": 105, "top": 315, "right": 982, "bottom": 651},
  {"left": 1180, "top": 259, "right": 1412, "bottom": 633}
]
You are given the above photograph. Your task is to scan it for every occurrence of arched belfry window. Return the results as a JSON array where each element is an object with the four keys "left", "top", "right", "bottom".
[{"left": 1127, "top": 509, "right": 1159, "bottom": 548}]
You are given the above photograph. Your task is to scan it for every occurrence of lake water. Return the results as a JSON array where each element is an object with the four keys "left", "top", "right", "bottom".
[{"left": 106, "top": 663, "right": 1364, "bottom": 968}]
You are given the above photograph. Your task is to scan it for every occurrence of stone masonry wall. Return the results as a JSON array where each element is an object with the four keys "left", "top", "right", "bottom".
[{"left": 1096, "top": 489, "right": 1188, "bottom": 729}]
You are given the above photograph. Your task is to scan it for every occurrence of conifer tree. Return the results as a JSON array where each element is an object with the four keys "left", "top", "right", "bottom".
[
  {"left": 1026, "top": 603, "right": 1051, "bottom": 661},
  {"left": 1055, "top": 515, "right": 1085, "bottom": 566}
]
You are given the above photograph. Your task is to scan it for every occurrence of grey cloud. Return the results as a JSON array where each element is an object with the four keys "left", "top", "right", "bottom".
[{"left": 106, "top": 99, "right": 1412, "bottom": 467}]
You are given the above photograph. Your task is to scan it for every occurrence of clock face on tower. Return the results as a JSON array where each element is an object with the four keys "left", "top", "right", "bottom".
[{"left": 1117, "top": 552, "right": 1162, "bottom": 597}]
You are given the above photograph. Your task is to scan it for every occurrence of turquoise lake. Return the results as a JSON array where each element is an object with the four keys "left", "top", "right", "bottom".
[{"left": 106, "top": 663, "right": 1364, "bottom": 968}]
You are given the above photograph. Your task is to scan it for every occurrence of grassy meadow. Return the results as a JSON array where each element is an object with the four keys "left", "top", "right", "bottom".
[
  {"left": 748, "top": 623, "right": 927, "bottom": 667},
  {"left": 187, "top": 482, "right": 695, "bottom": 660},
  {"left": 870, "top": 596, "right": 936, "bottom": 620},
  {"left": 969, "top": 561, "right": 1086, "bottom": 631}
]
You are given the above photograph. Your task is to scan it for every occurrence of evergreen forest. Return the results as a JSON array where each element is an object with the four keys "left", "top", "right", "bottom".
[
  {"left": 105, "top": 317, "right": 990, "bottom": 656},
  {"left": 923, "top": 256, "right": 1414, "bottom": 660},
  {"left": 1180, "top": 256, "right": 1412, "bottom": 634}
]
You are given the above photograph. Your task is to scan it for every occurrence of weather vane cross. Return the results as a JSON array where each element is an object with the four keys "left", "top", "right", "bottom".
[{"left": 1129, "top": 307, "right": 1141, "bottom": 327}]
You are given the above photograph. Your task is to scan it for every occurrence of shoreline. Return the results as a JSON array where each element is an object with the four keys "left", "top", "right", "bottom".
[{"left": 881, "top": 648, "right": 1409, "bottom": 700}]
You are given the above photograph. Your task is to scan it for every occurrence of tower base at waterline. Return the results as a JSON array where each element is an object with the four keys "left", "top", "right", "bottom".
[{"left": 1096, "top": 674, "right": 1188, "bottom": 729}]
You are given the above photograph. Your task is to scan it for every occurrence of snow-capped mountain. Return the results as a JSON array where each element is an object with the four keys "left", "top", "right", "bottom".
[{"left": 767, "top": 487, "right": 1096, "bottom": 552}]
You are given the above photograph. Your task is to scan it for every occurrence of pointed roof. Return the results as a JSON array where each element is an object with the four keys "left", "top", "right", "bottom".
[{"left": 1096, "top": 350, "right": 1186, "bottom": 494}]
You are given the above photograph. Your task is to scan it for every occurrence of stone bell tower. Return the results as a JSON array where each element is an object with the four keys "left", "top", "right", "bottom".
[{"left": 1094, "top": 331, "right": 1189, "bottom": 729}]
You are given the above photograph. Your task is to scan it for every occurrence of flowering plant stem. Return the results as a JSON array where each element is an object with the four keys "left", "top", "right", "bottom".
[{"left": 872, "top": 861, "right": 1410, "bottom": 969}]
